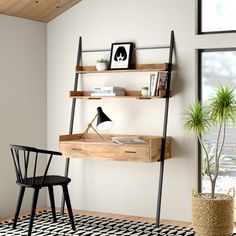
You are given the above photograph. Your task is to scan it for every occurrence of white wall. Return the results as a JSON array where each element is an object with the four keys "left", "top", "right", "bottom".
[
  {"left": 0, "top": 15, "right": 47, "bottom": 218},
  {"left": 47, "top": 0, "right": 236, "bottom": 221}
]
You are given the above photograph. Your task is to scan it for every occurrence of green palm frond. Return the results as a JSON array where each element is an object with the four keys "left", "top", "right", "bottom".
[
  {"left": 209, "top": 84, "right": 236, "bottom": 124},
  {"left": 184, "top": 102, "right": 212, "bottom": 136}
]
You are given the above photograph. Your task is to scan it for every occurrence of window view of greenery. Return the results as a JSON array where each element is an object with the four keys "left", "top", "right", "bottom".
[
  {"left": 202, "top": 0, "right": 236, "bottom": 32},
  {"left": 201, "top": 50, "right": 236, "bottom": 196}
]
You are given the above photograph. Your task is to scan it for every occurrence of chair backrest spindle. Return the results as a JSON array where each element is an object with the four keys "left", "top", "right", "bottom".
[
  {"left": 41, "top": 154, "right": 53, "bottom": 185},
  {"left": 11, "top": 149, "right": 21, "bottom": 182},
  {"left": 32, "top": 151, "right": 38, "bottom": 185},
  {"left": 15, "top": 149, "right": 23, "bottom": 183},
  {"left": 23, "top": 150, "right": 30, "bottom": 182}
]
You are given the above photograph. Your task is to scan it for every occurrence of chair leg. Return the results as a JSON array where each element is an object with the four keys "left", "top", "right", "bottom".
[
  {"left": 13, "top": 186, "right": 25, "bottom": 229},
  {"left": 28, "top": 188, "right": 39, "bottom": 236},
  {"left": 62, "top": 185, "right": 75, "bottom": 230},
  {"left": 48, "top": 186, "right": 57, "bottom": 222}
]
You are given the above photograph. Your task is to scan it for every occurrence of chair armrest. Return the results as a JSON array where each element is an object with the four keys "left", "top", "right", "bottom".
[
  {"left": 37, "top": 148, "right": 62, "bottom": 156},
  {"left": 10, "top": 144, "right": 62, "bottom": 156},
  {"left": 10, "top": 144, "right": 37, "bottom": 152}
]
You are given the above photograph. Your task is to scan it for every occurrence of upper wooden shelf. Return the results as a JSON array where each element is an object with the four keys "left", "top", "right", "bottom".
[{"left": 76, "top": 63, "right": 169, "bottom": 74}]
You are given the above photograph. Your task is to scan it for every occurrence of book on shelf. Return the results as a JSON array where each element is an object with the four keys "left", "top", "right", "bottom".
[
  {"left": 111, "top": 136, "right": 146, "bottom": 144},
  {"left": 92, "top": 86, "right": 124, "bottom": 91},
  {"left": 91, "top": 90, "right": 123, "bottom": 94},
  {"left": 91, "top": 86, "right": 125, "bottom": 96},
  {"left": 156, "top": 72, "right": 168, "bottom": 96},
  {"left": 149, "top": 72, "right": 159, "bottom": 96},
  {"left": 91, "top": 90, "right": 125, "bottom": 96}
]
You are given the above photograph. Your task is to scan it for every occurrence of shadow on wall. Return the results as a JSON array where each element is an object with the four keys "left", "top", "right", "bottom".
[
  {"left": 170, "top": 137, "right": 194, "bottom": 160},
  {"left": 170, "top": 45, "right": 184, "bottom": 97}
]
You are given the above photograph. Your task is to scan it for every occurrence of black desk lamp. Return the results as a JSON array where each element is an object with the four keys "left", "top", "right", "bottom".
[{"left": 81, "top": 107, "right": 113, "bottom": 140}]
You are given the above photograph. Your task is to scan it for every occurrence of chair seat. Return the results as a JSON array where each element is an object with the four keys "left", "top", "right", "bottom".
[{"left": 16, "top": 175, "right": 71, "bottom": 188}]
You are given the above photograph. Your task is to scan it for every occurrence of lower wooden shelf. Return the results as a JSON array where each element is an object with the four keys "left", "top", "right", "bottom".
[{"left": 59, "top": 133, "right": 171, "bottom": 163}]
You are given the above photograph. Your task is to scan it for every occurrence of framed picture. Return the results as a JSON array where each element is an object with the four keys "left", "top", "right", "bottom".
[{"left": 109, "top": 42, "right": 133, "bottom": 69}]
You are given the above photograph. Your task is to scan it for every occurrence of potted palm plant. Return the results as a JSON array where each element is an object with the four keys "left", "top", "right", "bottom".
[{"left": 184, "top": 84, "right": 236, "bottom": 236}]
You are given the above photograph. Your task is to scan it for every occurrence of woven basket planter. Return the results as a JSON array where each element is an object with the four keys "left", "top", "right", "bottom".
[{"left": 192, "top": 189, "right": 234, "bottom": 236}]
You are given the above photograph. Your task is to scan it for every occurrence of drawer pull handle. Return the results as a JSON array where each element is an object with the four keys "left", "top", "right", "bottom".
[
  {"left": 71, "top": 148, "right": 82, "bottom": 151},
  {"left": 125, "top": 151, "right": 136, "bottom": 154}
]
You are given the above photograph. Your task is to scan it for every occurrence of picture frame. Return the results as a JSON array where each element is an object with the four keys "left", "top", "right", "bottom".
[{"left": 109, "top": 42, "right": 133, "bottom": 70}]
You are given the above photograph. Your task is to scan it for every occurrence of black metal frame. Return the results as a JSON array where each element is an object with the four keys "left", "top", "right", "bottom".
[
  {"left": 197, "top": 0, "right": 236, "bottom": 35},
  {"left": 61, "top": 31, "right": 175, "bottom": 227},
  {"left": 155, "top": 30, "right": 174, "bottom": 226},
  {"left": 60, "top": 37, "right": 82, "bottom": 214},
  {"left": 197, "top": 49, "right": 203, "bottom": 193}
]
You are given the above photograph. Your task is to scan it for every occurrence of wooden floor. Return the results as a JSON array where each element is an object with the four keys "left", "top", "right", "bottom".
[{"left": 0, "top": 207, "right": 192, "bottom": 228}]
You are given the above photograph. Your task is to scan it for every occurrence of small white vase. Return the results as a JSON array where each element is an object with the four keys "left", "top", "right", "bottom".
[
  {"left": 141, "top": 88, "right": 149, "bottom": 96},
  {"left": 96, "top": 63, "right": 108, "bottom": 71}
]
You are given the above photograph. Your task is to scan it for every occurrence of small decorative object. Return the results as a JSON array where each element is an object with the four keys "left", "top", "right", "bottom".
[
  {"left": 96, "top": 58, "right": 109, "bottom": 71},
  {"left": 109, "top": 42, "right": 133, "bottom": 69},
  {"left": 183, "top": 84, "right": 236, "bottom": 236},
  {"left": 81, "top": 107, "right": 113, "bottom": 141},
  {"left": 141, "top": 87, "right": 149, "bottom": 96}
]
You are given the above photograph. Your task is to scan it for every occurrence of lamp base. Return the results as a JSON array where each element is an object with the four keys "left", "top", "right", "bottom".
[{"left": 80, "top": 115, "right": 105, "bottom": 141}]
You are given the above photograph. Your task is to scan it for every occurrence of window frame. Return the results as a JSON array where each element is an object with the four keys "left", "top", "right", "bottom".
[
  {"left": 198, "top": 48, "right": 236, "bottom": 192},
  {"left": 198, "top": 0, "right": 236, "bottom": 35},
  {"left": 197, "top": 49, "right": 202, "bottom": 192}
]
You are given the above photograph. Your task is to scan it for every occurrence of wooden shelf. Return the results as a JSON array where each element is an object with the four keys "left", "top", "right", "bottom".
[
  {"left": 76, "top": 63, "right": 169, "bottom": 74},
  {"left": 69, "top": 90, "right": 167, "bottom": 100},
  {"left": 59, "top": 133, "right": 171, "bottom": 163}
]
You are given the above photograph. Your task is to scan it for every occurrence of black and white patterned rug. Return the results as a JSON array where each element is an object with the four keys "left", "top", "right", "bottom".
[{"left": 0, "top": 211, "right": 196, "bottom": 236}]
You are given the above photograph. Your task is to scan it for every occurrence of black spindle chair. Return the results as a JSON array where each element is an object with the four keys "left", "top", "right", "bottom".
[{"left": 10, "top": 144, "right": 75, "bottom": 236}]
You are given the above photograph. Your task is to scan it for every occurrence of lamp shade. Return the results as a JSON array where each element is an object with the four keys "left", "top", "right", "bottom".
[{"left": 96, "top": 107, "right": 113, "bottom": 131}]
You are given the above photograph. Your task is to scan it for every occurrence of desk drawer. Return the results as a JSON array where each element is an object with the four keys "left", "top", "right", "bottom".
[
  {"left": 60, "top": 142, "right": 151, "bottom": 162},
  {"left": 59, "top": 134, "right": 171, "bottom": 163}
]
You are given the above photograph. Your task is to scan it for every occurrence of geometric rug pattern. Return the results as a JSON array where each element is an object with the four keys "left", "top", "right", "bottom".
[
  {"left": 1, "top": 211, "right": 235, "bottom": 236},
  {"left": 1, "top": 210, "right": 230, "bottom": 236},
  {"left": 0, "top": 211, "right": 196, "bottom": 236}
]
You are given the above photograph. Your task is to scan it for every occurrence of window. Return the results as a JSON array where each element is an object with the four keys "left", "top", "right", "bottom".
[
  {"left": 199, "top": 49, "right": 236, "bottom": 195},
  {"left": 199, "top": 0, "right": 236, "bottom": 34}
]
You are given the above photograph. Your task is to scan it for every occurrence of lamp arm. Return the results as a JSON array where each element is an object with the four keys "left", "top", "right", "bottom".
[
  {"left": 90, "top": 113, "right": 98, "bottom": 124},
  {"left": 81, "top": 113, "right": 99, "bottom": 140}
]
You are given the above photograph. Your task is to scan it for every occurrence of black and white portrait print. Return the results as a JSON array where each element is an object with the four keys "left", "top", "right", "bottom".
[
  {"left": 114, "top": 46, "right": 127, "bottom": 62},
  {"left": 109, "top": 42, "right": 133, "bottom": 69}
]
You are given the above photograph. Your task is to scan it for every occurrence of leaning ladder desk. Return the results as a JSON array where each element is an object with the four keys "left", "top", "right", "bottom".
[{"left": 59, "top": 31, "right": 174, "bottom": 227}]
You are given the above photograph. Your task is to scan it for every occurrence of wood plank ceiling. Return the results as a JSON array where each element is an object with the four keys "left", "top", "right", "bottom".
[{"left": 0, "top": 0, "right": 81, "bottom": 23}]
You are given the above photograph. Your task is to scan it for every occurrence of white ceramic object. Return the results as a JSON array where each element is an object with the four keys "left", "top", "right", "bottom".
[
  {"left": 96, "top": 63, "right": 108, "bottom": 71},
  {"left": 141, "top": 88, "right": 149, "bottom": 96}
]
